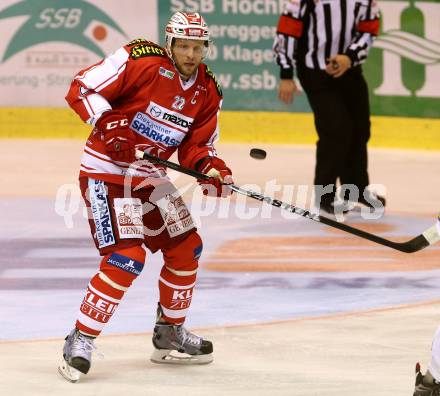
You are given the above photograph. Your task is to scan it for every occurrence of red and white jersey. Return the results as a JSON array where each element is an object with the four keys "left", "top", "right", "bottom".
[{"left": 66, "top": 38, "right": 223, "bottom": 186}]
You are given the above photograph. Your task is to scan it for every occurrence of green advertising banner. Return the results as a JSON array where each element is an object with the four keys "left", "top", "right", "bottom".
[
  {"left": 366, "top": 0, "right": 440, "bottom": 118},
  {"left": 158, "top": 0, "right": 309, "bottom": 112},
  {"left": 159, "top": 0, "right": 440, "bottom": 118},
  {"left": 0, "top": 0, "right": 158, "bottom": 106}
]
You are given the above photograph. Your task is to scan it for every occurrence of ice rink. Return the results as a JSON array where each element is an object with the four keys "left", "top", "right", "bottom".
[{"left": 1, "top": 140, "right": 440, "bottom": 395}]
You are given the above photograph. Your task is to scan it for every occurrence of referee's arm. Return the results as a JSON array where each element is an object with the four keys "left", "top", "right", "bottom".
[
  {"left": 344, "top": 0, "right": 381, "bottom": 66},
  {"left": 273, "top": 0, "right": 308, "bottom": 103},
  {"left": 273, "top": 0, "right": 308, "bottom": 79}
]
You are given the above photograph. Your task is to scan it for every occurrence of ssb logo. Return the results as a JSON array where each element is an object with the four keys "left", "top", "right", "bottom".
[
  {"left": 170, "top": 0, "right": 215, "bottom": 13},
  {"left": 0, "top": 1, "right": 127, "bottom": 62},
  {"left": 36, "top": 8, "right": 82, "bottom": 29}
]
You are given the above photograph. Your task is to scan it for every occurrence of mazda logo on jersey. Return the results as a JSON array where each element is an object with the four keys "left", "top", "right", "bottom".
[
  {"left": 150, "top": 106, "right": 162, "bottom": 118},
  {"left": 146, "top": 101, "right": 194, "bottom": 132}
]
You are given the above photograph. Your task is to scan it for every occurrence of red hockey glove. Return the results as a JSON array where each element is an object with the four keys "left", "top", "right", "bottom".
[
  {"left": 96, "top": 111, "right": 136, "bottom": 162},
  {"left": 196, "top": 157, "right": 233, "bottom": 198}
]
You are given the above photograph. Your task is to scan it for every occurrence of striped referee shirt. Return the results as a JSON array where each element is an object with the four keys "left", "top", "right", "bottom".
[{"left": 273, "top": 0, "right": 380, "bottom": 79}]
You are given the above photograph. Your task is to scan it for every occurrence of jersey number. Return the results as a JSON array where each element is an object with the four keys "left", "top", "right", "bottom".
[{"left": 172, "top": 96, "right": 185, "bottom": 111}]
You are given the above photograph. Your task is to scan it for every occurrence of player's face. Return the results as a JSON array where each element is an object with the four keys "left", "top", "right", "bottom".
[{"left": 171, "top": 39, "right": 205, "bottom": 80}]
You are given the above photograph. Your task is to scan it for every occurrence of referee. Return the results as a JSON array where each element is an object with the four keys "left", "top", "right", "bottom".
[{"left": 273, "top": 0, "right": 385, "bottom": 215}]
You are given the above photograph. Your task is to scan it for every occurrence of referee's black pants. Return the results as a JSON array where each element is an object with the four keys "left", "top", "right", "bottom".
[{"left": 297, "top": 65, "right": 371, "bottom": 206}]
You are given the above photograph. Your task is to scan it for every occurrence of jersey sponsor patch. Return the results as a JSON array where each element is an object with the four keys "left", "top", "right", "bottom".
[
  {"left": 88, "top": 179, "right": 115, "bottom": 248},
  {"left": 156, "top": 193, "right": 195, "bottom": 238},
  {"left": 146, "top": 101, "right": 194, "bottom": 132},
  {"left": 130, "top": 112, "right": 185, "bottom": 147},
  {"left": 80, "top": 289, "right": 117, "bottom": 325},
  {"left": 106, "top": 253, "right": 144, "bottom": 276},
  {"left": 159, "top": 67, "right": 175, "bottom": 80},
  {"left": 114, "top": 198, "right": 144, "bottom": 239},
  {"left": 130, "top": 43, "right": 166, "bottom": 59}
]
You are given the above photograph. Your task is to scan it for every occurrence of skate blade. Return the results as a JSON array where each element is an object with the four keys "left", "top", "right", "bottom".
[
  {"left": 150, "top": 349, "right": 213, "bottom": 365},
  {"left": 58, "top": 359, "right": 81, "bottom": 383}
]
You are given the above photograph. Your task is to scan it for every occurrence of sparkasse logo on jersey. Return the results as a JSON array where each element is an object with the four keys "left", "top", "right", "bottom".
[{"left": 0, "top": 0, "right": 127, "bottom": 63}]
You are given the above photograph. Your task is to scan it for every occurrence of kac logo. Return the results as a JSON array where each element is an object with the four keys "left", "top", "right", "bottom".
[{"left": 0, "top": 0, "right": 127, "bottom": 63}]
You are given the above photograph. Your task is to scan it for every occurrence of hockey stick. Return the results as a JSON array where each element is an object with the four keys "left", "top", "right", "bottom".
[{"left": 135, "top": 150, "right": 440, "bottom": 253}]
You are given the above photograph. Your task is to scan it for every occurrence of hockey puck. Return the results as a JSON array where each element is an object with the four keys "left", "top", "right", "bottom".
[{"left": 249, "top": 148, "right": 267, "bottom": 160}]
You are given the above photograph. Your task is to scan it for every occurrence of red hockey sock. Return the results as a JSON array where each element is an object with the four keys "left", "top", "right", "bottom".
[
  {"left": 158, "top": 232, "right": 202, "bottom": 325},
  {"left": 76, "top": 272, "right": 125, "bottom": 337},
  {"left": 158, "top": 266, "right": 197, "bottom": 325},
  {"left": 76, "top": 246, "right": 146, "bottom": 337}
]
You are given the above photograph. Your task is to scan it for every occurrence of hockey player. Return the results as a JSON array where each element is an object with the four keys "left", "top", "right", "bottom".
[
  {"left": 414, "top": 362, "right": 440, "bottom": 395},
  {"left": 414, "top": 327, "right": 440, "bottom": 393},
  {"left": 58, "top": 12, "right": 233, "bottom": 382},
  {"left": 412, "top": 218, "right": 440, "bottom": 395}
]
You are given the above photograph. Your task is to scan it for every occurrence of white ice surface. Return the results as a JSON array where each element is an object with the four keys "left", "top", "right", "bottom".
[{"left": 1, "top": 197, "right": 439, "bottom": 340}]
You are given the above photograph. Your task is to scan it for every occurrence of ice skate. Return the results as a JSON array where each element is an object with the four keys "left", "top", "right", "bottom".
[
  {"left": 150, "top": 305, "right": 213, "bottom": 365},
  {"left": 58, "top": 328, "right": 97, "bottom": 383},
  {"left": 414, "top": 363, "right": 440, "bottom": 396}
]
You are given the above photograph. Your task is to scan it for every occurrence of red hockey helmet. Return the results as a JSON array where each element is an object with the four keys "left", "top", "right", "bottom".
[{"left": 165, "top": 12, "right": 210, "bottom": 58}]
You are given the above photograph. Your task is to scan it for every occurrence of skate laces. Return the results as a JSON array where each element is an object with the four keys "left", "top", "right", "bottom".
[
  {"left": 73, "top": 331, "right": 103, "bottom": 358},
  {"left": 176, "top": 326, "right": 201, "bottom": 347}
]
